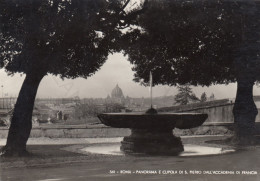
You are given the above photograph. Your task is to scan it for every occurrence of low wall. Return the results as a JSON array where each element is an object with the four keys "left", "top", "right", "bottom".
[
  {"left": 158, "top": 99, "right": 260, "bottom": 123},
  {"left": 0, "top": 122, "right": 259, "bottom": 138},
  {"left": 0, "top": 126, "right": 131, "bottom": 138},
  {"left": 158, "top": 99, "right": 234, "bottom": 123},
  {"left": 180, "top": 104, "right": 235, "bottom": 123}
]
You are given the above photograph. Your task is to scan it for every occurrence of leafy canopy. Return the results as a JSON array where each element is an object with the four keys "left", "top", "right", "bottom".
[
  {"left": 123, "top": 0, "right": 260, "bottom": 86},
  {"left": 0, "top": 0, "right": 144, "bottom": 78}
]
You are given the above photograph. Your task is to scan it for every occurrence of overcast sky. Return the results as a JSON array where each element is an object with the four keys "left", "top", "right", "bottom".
[{"left": 1, "top": 52, "right": 259, "bottom": 99}]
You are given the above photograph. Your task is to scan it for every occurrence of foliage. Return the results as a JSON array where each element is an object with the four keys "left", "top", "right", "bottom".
[
  {"left": 174, "top": 84, "right": 199, "bottom": 105},
  {"left": 0, "top": 0, "right": 144, "bottom": 78},
  {"left": 121, "top": 0, "right": 260, "bottom": 140},
  {"left": 200, "top": 92, "right": 207, "bottom": 102},
  {"left": 74, "top": 102, "right": 125, "bottom": 118},
  {"left": 122, "top": 0, "right": 260, "bottom": 86}
]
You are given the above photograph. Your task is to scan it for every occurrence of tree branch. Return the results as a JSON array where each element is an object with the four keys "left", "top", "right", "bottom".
[
  {"left": 119, "top": 0, "right": 149, "bottom": 27},
  {"left": 121, "top": 0, "right": 131, "bottom": 11}
]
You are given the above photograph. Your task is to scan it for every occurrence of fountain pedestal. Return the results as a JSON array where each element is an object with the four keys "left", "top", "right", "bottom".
[
  {"left": 121, "top": 129, "right": 183, "bottom": 155},
  {"left": 98, "top": 112, "right": 208, "bottom": 155}
]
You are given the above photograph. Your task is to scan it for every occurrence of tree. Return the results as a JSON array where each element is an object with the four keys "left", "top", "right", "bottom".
[
  {"left": 0, "top": 0, "right": 147, "bottom": 156},
  {"left": 174, "top": 85, "right": 199, "bottom": 105},
  {"left": 200, "top": 92, "right": 207, "bottom": 103},
  {"left": 123, "top": 0, "right": 260, "bottom": 143}
]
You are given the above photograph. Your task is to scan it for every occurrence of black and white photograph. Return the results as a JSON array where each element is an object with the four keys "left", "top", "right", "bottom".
[{"left": 0, "top": 0, "right": 260, "bottom": 180}]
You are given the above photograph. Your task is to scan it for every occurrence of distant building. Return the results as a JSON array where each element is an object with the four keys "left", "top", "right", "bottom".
[
  {"left": 107, "top": 84, "right": 125, "bottom": 104},
  {"left": 111, "top": 84, "right": 124, "bottom": 99},
  {"left": 105, "top": 84, "right": 151, "bottom": 111}
]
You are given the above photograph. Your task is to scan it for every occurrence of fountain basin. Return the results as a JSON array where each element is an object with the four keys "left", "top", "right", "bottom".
[
  {"left": 98, "top": 112, "right": 208, "bottom": 129},
  {"left": 98, "top": 112, "right": 208, "bottom": 155},
  {"left": 79, "top": 143, "right": 236, "bottom": 157}
]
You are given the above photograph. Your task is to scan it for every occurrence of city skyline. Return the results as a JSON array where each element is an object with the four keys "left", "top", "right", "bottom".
[{"left": 0, "top": 52, "right": 255, "bottom": 99}]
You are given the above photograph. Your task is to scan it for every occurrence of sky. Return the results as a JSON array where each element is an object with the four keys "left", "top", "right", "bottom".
[{"left": 1, "top": 52, "right": 259, "bottom": 99}]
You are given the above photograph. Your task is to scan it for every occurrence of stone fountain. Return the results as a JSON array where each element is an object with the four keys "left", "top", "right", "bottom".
[
  {"left": 98, "top": 112, "right": 207, "bottom": 155},
  {"left": 98, "top": 72, "right": 208, "bottom": 155}
]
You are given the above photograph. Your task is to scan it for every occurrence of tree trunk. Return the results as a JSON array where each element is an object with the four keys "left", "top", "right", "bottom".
[
  {"left": 233, "top": 77, "right": 258, "bottom": 144},
  {"left": 231, "top": 0, "right": 259, "bottom": 144},
  {"left": 0, "top": 73, "right": 44, "bottom": 156}
]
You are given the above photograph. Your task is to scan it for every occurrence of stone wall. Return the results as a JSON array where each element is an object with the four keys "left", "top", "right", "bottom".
[
  {"left": 184, "top": 104, "right": 234, "bottom": 123},
  {"left": 158, "top": 98, "right": 260, "bottom": 123}
]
